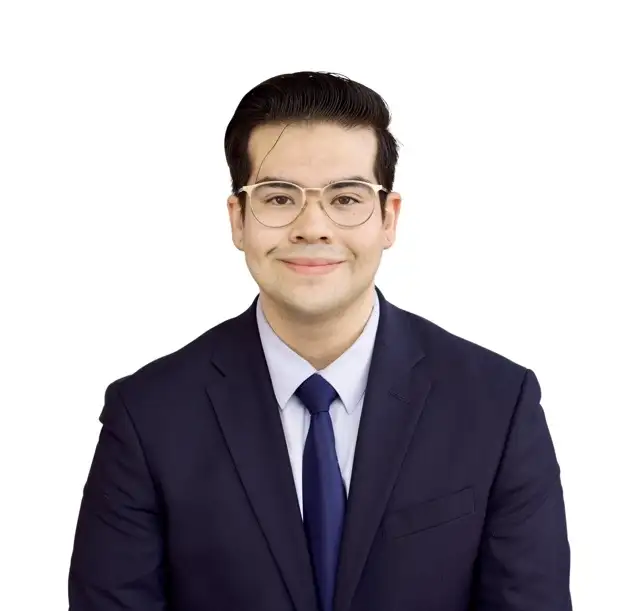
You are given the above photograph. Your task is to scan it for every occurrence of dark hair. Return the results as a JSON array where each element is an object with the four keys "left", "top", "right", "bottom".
[{"left": 224, "top": 71, "right": 400, "bottom": 217}]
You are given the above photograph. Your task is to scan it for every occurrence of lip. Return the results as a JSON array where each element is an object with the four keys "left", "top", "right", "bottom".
[{"left": 280, "top": 258, "right": 344, "bottom": 275}]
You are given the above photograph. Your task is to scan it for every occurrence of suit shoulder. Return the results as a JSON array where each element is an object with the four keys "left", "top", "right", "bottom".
[
  {"left": 395, "top": 304, "right": 530, "bottom": 388},
  {"left": 104, "top": 311, "right": 243, "bottom": 403}
]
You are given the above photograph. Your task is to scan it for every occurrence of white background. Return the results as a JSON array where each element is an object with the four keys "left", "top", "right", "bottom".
[{"left": 1, "top": 1, "right": 640, "bottom": 609}]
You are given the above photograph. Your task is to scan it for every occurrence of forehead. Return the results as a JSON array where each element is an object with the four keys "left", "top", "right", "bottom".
[{"left": 247, "top": 122, "right": 377, "bottom": 185}]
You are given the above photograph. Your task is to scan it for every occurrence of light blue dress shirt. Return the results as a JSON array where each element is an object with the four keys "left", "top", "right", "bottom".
[{"left": 256, "top": 292, "right": 380, "bottom": 516}]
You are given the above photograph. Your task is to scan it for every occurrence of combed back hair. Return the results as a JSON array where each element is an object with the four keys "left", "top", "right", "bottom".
[{"left": 224, "top": 71, "right": 400, "bottom": 216}]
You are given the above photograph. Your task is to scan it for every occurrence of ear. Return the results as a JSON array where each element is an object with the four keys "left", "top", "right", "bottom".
[
  {"left": 382, "top": 192, "right": 401, "bottom": 249},
  {"left": 227, "top": 194, "right": 245, "bottom": 251}
]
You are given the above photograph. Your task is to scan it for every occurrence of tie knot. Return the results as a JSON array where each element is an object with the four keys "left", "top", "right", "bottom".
[{"left": 295, "top": 374, "right": 338, "bottom": 415}]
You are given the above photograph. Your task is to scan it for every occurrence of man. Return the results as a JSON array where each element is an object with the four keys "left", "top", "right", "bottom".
[{"left": 69, "top": 71, "right": 572, "bottom": 610}]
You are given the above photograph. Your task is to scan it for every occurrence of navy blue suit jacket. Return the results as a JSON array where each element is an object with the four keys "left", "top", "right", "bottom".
[{"left": 69, "top": 288, "right": 572, "bottom": 610}]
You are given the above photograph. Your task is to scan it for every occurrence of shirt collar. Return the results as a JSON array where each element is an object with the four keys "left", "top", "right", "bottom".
[{"left": 256, "top": 292, "right": 380, "bottom": 414}]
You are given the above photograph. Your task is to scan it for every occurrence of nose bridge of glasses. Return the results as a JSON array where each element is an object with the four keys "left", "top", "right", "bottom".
[
  {"left": 300, "top": 185, "right": 325, "bottom": 205},
  {"left": 296, "top": 186, "right": 331, "bottom": 224},
  {"left": 289, "top": 186, "right": 331, "bottom": 223}
]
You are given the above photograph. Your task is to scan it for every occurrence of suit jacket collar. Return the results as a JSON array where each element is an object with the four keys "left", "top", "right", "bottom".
[{"left": 207, "top": 287, "right": 432, "bottom": 611}]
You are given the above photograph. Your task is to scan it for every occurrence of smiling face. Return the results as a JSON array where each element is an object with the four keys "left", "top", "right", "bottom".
[{"left": 227, "top": 122, "right": 401, "bottom": 322}]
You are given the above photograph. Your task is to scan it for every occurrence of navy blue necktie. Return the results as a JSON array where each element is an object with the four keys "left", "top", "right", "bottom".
[{"left": 296, "top": 374, "right": 346, "bottom": 611}]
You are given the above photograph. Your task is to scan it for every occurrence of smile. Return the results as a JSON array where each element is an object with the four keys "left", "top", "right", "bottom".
[{"left": 281, "top": 260, "right": 344, "bottom": 275}]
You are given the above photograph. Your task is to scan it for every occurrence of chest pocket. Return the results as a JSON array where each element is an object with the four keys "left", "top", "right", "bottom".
[{"left": 384, "top": 487, "right": 475, "bottom": 539}]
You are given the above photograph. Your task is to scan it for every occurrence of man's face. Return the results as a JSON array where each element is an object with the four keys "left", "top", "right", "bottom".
[{"left": 227, "top": 122, "right": 401, "bottom": 320}]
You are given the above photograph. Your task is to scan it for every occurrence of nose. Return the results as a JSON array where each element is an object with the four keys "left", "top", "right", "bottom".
[{"left": 288, "top": 191, "right": 334, "bottom": 243}]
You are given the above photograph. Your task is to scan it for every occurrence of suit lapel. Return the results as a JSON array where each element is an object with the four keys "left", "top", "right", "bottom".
[
  {"left": 206, "top": 301, "right": 318, "bottom": 611},
  {"left": 334, "top": 289, "right": 433, "bottom": 611}
]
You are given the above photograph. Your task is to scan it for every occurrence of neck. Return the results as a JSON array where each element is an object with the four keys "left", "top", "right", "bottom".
[{"left": 260, "top": 287, "right": 376, "bottom": 370}]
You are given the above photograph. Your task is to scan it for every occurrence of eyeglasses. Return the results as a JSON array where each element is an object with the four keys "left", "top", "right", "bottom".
[{"left": 236, "top": 180, "right": 387, "bottom": 228}]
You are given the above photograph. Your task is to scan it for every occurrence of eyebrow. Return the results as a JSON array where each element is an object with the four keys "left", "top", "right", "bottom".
[{"left": 254, "top": 175, "right": 374, "bottom": 186}]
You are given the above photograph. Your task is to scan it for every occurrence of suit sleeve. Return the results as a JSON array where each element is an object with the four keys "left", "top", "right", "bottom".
[
  {"left": 68, "top": 382, "right": 167, "bottom": 610},
  {"left": 472, "top": 369, "right": 573, "bottom": 610}
]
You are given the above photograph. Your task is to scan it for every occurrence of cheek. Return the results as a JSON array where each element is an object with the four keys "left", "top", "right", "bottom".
[
  {"left": 243, "top": 223, "right": 281, "bottom": 262},
  {"left": 346, "top": 229, "right": 386, "bottom": 261}
]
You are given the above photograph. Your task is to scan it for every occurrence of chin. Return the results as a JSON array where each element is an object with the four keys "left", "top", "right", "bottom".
[
  {"left": 255, "top": 268, "right": 374, "bottom": 320},
  {"left": 285, "top": 291, "right": 343, "bottom": 318},
  {"left": 268, "top": 284, "right": 349, "bottom": 319}
]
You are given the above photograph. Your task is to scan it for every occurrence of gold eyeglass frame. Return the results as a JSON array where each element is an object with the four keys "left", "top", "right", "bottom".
[{"left": 236, "top": 180, "right": 388, "bottom": 228}]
